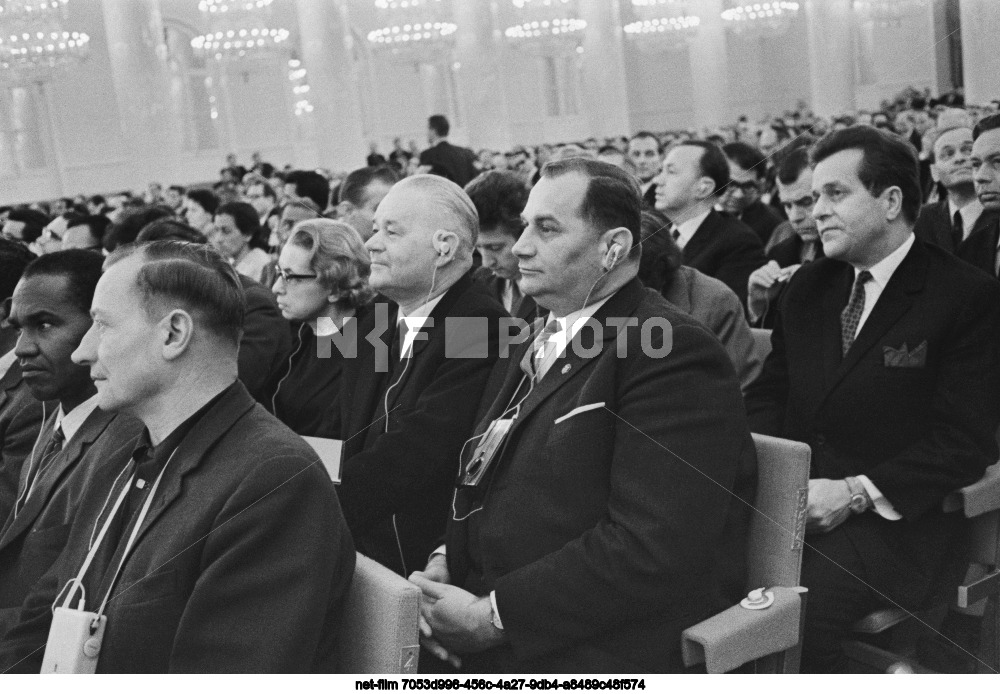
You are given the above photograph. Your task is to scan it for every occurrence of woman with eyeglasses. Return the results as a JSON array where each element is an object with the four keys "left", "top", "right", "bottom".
[{"left": 270, "top": 218, "right": 374, "bottom": 437}]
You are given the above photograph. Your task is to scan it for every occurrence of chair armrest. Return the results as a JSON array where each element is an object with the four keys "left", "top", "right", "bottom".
[
  {"left": 943, "top": 463, "right": 1000, "bottom": 517},
  {"left": 681, "top": 586, "right": 804, "bottom": 674}
]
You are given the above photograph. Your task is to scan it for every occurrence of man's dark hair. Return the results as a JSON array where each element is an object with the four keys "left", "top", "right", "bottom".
[
  {"left": 465, "top": 171, "right": 529, "bottom": 240},
  {"left": 973, "top": 113, "right": 1000, "bottom": 141},
  {"left": 67, "top": 215, "right": 112, "bottom": 246},
  {"left": 104, "top": 205, "right": 175, "bottom": 252},
  {"left": 339, "top": 165, "right": 400, "bottom": 206},
  {"left": 428, "top": 114, "right": 450, "bottom": 138},
  {"left": 285, "top": 170, "right": 330, "bottom": 212},
  {"left": 216, "top": 201, "right": 266, "bottom": 249},
  {"left": 722, "top": 141, "right": 769, "bottom": 180},
  {"left": 185, "top": 188, "right": 220, "bottom": 216},
  {"left": 638, "top": 209, "right": 679, "bottom": 290},
  {"left": 106, "top": 241, "right": 246, "bottom": 346},
  {"left": 167, "top": 184, "right": 187, "bottom": 196},
  {"left": 246, "top": 179, "right": 277, "bottom": 201},
  {"left": 87, "top": 194, "right": 107, "bottom": 208},
  {"left": 628, "top": 130, "right": 662, "bottom": 151},
  {"left": 598, "top": 145, "right": 623, "bottom": 157},
  {"left": 21, "top": 249, "right": 104, "bottom": 314},
  {"left": 6, "top": 208, "right": 50, "bottom": 244},
  {"left": 776, "top": 145, "right": 812, "bottom": 185},
  {"left": 136, "top": 219, "right": 208, "bottom": 244},
  {"left": 811, "top": 125, "right": 921, "bottom": 225},
  {"left": 541, "top": 158, "right": 643, "bottom": 257},
  {"left": 680, "top": 140, "right": 731, "bottom": 193},
  {"left": 0, "top": 237, "right": 36, "bottom": 302}
]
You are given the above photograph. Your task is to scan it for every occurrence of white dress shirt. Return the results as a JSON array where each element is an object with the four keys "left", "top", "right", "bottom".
[
  {"left": 56, "top": 394, "right": 100, "bottom": 443},
  {"left": 948, "top": 198, "right": 984, "bottom": 241},
  {"left": 397, "top": 293, "right": 445, "bottom": 359},
  {"left": 0, "top": 349, "right": 16, "bottom": 381}
]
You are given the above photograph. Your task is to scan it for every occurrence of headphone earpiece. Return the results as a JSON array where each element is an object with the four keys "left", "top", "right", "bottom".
[{"left": 604, "top": 242, "right": 623, "bottom": 272}]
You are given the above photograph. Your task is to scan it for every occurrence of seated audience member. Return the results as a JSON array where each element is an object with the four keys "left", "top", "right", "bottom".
[
  {"left": 958, "top": 114, "right": 1000, "bottom": 278},
  {"left": 244, "top": 178, "right": 278, "bottom": 226},
  {"left": 411, "top": 159, "right": 755, "bottom": 673},
  {"left": 465, "top": 171, "right": 537, "bottom": 320},
  {"left": 596, "top": 145, "right": 626, "bottom": 169},
  {"left": 744, "top": 126, "right": 1000, "bottom": 672},
  {"left": 182, "top": 188, "right": 219, "bottom": 234},
  {"left": 63, "top": 215, "right": 111, "bottom": 252},
  {"left": 2, "top": 209, "right": 50, "bottom": 248},
  {"left": 642, "top": 210, "right": 760, "bottom": 391},
  {"left": 0, "top": 240, "right": 44, "bottom": 520},
  {"left": 0, "top": 241, "right": 355, "bottom": 673},
  {"left": 34, "top": 213, "right": 79, "bottom": 255},
  {"left": 210, "top": 201, "right": 271, "bottom": 284},
  {"left": 653, "top": 139, "right": 765, "bottom": 307},
  {"left": 270, "top": 219, "right": 374, "bottom": 437},
  {"left": 103, "top": 204, "right": 174, "bottom": 253},
  {"left": 137, "top": 219, "right": 292, "bottom": 405},
  {"left": 626, "top": 131, "right": 663, "bottom": 208},
  {"left": 336, "top": 165, "right": 399, "bottom": 240},
  {"left": 163, "top": 185, "right": 186, "bottom": 214},
  {"left": 0, "top": 251, "right": 142, "bottom": 637},
  {"left": 284, "top": 169, "right": 331, "bottom": 215},
  {"left": 915, "top": 123, "right": 988, "bottom": 252},
  {"left": 720, "top": 142, "right": 785, "bottom": 247},
  {"left": 337, "top": 175, "right": 505, "bottom": 577},
  {"left": 747, "top": 146, "right": 824, "bottom": 327},
  {"left": 86, "top": 195, "right": 108, "bottom": 216}
]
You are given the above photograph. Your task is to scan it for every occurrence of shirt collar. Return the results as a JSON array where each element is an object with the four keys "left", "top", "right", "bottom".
[
  {"left": 133, "top": 384, "right": 233, "bottom": 461},
  {"left": 56, "top": 394, "right": 100, "bottom": 443},
  {"left": 542, "top": 292, "right": 616, "bottom": 348},
  {"left": 314, "top": 318, "right": 341, "bottom": 337},
  {"left": 947, "top": 197, "right": 984, "bottom": 235},
  {"left": 0, "top": 349, "right": 16, "bottom": 380},
  {"left": 397, "top": 292, "right": 446, "bottom": 358},
  {"left": 675, "top": 208, "right": 712, "bottom": 246},
  {"left": 857, "top": 233, "right": 915, "bottom": 290}
]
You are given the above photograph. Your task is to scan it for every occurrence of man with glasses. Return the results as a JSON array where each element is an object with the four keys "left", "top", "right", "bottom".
[
  {"left": 721, "top": 142, "right": 784, "bottom": 247},
  {"left": 62, "top": 215, "right": 110, "bottom": 252}
]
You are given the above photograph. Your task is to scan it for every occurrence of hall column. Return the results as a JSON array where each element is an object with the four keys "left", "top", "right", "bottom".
[
  {"left": 295, "top": 0, "right": 367, "bottom": 171},
  {"left": 452, "top": 0, "right": 512, "bottom": 150},
  {"left": 960, "top": 0, "right": 1000, "bottom": 105},
  {"left": 579, "top": 0, "right": 631, "bottom": 138},
  {"left": 688, "top": 0, "right": 730, "bottom": 131},
  {"left": 805, "top": 0, "right": 855, "bottom": 116},
  {"left": 101, "top": 0, "right": 182, "bottom": 186}
]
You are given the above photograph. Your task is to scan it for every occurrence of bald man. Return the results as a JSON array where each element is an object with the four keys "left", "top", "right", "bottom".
[{"left": 336, "top": 175, "right": 507, "bottom": 576}]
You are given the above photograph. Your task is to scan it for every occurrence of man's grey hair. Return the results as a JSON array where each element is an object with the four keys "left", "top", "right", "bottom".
[{"left": 394, "top": 174, "right": 479, "bottom": 252}]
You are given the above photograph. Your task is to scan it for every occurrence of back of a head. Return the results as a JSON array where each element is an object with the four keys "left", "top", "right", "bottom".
[
  {"left": 106, "top": 241, "right": 246, "bottom": 348},
  {"left": 810, "top": 125, "right": 921, "bottom": 225},
  {"left": 638, "top": 209, "right": 680, "bottom": 289},
  {"left": 7, "top": 208, "right": 51, "bottom": 243},
  {"left": 286, "top": 170, "right": 331, "bottom": 212},
  {"left": 394, "top": 174, "right": 480, "bottom": 250},
  {"left": 722, "top": 141, "right": 769, "bottom": 180},
  {"left": 185, "top": 188, "right": 220, "bottom": 215},
  {"left": 776, "top": 145, "right": 812, "bottom": 185},
  {"left": 541, "top": 157, "right": 643, "bottom": 257},
  {"left": 339, "top": 165, "right": 400, "bottom": 206},
  {"left": 67, "top": 215, "right": 111, "bottom": 247},
  {"left": 104, "top": 204, "right": 175, "bottom": 252},
  {"left": 22, "top": 249, "right": 105, "bottom": 314},
  {"left": 0, "top": 237, "right": 36, "bottom": 301},
  {"left": 682, "top": 140, "right": 731, "bottom": 194},
  {"left": 136, "top": 219, "right": 209, "bottom": 245},
  {"left": 464, "top": 170, "right": 528, "bottom": 238},
  {"left": 973, "top": 113, "right": 1000, "bottom": 141},
  {"left": 428, "top": 114, "right": 450, "bottom": 138}
]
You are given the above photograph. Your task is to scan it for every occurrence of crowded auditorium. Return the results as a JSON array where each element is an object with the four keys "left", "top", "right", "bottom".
[{"left": 0, "top": 0, "right": 999, "bottom": 683}]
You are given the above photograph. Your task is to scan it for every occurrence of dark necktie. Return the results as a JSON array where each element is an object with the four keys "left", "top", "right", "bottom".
[
  {"left": 841, "top": 270, "right": 872, "bottom": 357},
  {"left": 16, "top": 425, "right": 65, "bottom": 514},
  {"left": 952, "top": 210, "right": 964, "bottom": 250},
  {"left": 670, "top": 225, "right": 681, "bottom": 242}
]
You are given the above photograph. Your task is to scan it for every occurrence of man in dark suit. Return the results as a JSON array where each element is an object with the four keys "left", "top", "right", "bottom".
[
  {"left": 419, "top": 115, "right": 478, "bottom": 188},
  {"left": 653, "top": 139, "right": 765, "bottom": 307},
  {"left": 626, "top": 131, "right": 662, "bottom": 208},
  {"left": 411, "top": 159, "right": 756, "bottom": 673},
  {"left": 466, "top": 171, "right": 538, "bottom": 321},
  {"left": 744, "top": 126, "right": 1000, "bottom": 672},
  {"left": 0, "top": 250, "right": 143, "bottom": 637},
  {"left": 747, "top": 146, "right": 824, "bottom": 327},
  {"left": 914, "top": 123, "right": 987, "bottom": 253},
  {"left": 0, "top": 241, "right": 354, "bottom": 672},
  {"left": 0, "top": 239, "right": 43, "bottom": 520},
  {"left": 721, "top": 142, "right": 785, "bottom": 247},
  {"left": 959, "top": 114, "right": 1000, "bottom": 279},
  {"left": 337, "top": 175, "right": 506, "bottom": 578}
]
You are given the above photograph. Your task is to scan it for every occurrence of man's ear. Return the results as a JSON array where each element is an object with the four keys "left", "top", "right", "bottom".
[
  {"left": 161, "top": 309, "right": 195, "bottom": 361},
  {"left": 433, "top": 230, "right": 460, "bottom": 264},
  {"left": 882, "top": 185, "right": 904, "bottom": 222},
  {"left": 929, "top": 162, "right": 941, "bottom": 184},
  {"left": 336, "top": 201, "right": 355, "bottom": 219},
  {"left": 697, "top": 176, "right": 717, "bottom": 200}
]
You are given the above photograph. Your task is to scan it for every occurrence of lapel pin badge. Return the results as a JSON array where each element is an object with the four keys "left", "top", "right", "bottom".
[{"left": 561, "top": 364, "right": 571, "bottom": 374}]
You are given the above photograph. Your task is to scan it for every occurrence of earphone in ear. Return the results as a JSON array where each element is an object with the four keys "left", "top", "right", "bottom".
[
  {"left": 438, "top": 244, "right": 449, "bottom": 257},
  {"left": 604, "top": 242, "right": 623, "bottom": 271}
]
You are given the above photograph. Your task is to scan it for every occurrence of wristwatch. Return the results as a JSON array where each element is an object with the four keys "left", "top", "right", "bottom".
[{"left": 845, "top": 476, "right": 872, "bottom": 514}]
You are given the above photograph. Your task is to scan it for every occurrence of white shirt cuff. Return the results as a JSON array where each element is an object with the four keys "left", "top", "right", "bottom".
[
  {"left": 489, "top": 590, "right": 503, "bottom": 630},
  {"left": 431, "top": 545, "right": 446, "bottom": 558},
  {"left": 856, "top": 474, "right": 902, "bottom": 520}
]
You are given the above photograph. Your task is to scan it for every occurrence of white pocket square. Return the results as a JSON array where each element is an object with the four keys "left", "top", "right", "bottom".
[{"left": 554, "top": 402, "right": 606, "bottom": 425}]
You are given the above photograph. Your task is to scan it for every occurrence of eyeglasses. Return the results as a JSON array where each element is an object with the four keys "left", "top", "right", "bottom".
[
  {"left": 727, "top": 180, "right": 760, "bottom": 194},
  {"left": 275, "top": 267, "right": 318, "bottom": 284}
]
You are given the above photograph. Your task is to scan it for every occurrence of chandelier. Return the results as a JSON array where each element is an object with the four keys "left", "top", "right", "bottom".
[
  {"left": 853, "top": 0, "right": 928, "bottom": 27},
  {"left": 0, "top": 0, "right": 89, "bottom": 84},
  {"left": 504, "top": 0, "right": 586, "bottom": 51},
  {"left": 367, "top": 0, "right": 457, "bottom": 59},
  {"left": 191, "top": 0, "right": 290, "bottom": 62},
  {"left": 721, "top": 1, "right": 800, "bottom": 36},
  {"left": 624, "top": 0, "right": 700, "bottom": 51}
]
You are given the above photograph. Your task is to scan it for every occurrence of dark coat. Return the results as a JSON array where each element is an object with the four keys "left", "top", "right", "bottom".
[
  {"left": 0, "top": 362, "right": 44, "bottom": 522},
  {"left": 0, "top": 407, "right": 143, "bottom": 637},
  {"left": 914, "top": 201, "right": 995, "bottom": 254},
  {"left": 0, "top": 383, "right": 355, "bottom": 673},
  {"left": 237, "top": 274, "right": 292, "bottom": 404},
  {"left": 337, "top": 271, "right": 506, "bottom": 576},
  {"left": 745, "top": 238, "right": 1000, "bottom": 606},
  {"left": 472, "top": 267, "right": 539, "bottom": 321},
  {"left": 678, "top": 209, "right": 766, "bottom": 308},
  {"left": 956, "top": 214, "right": 1000, "bottom": 279},
  {"left": 447, "top": 278, "right": 756, "bottom": 673},
  {"left": 418, "top": 141, "right": 478, "bottom": 187},
  {"left": 739, "top": 200, "right": 784, "bottom": 247}
]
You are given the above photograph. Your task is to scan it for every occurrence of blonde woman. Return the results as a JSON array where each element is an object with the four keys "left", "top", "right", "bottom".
[{"left": 270, "top": 219, "right": 374, "bottom": 436}]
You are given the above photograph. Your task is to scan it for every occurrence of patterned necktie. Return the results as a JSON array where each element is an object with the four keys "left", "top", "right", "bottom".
[
  {"left": 840, "top": 270, "right": 872, "bottom": 356},
  {"left": 523, "top": 320, "right": 561, "bottom": 381},
  {"left": 952, "top": 210, "right": 964, "bottom": 250},
  {"left": 16, "top": 425, "right": 65, "bottom": 514}
]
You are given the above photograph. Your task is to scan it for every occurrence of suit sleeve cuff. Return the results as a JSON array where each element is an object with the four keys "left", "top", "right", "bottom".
[
  {"left": 489, "top": 590, "right": 503, "bottom": 630},
  {"left": 856, "top": 474, "right": 902, "bottom": 520},
  {"left": 430, "top": 545, "right": 446, "bottom": 559}
]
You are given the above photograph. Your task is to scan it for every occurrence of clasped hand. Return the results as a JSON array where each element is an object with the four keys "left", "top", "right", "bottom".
[{"left": 806, "top": 478, "right": 852, "bottom": 533}]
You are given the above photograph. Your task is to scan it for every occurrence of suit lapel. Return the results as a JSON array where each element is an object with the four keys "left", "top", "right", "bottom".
[
  {"left": 681, "top": 211, "right": 716, "bottom": 263},
  {"left": 820, "top": 264, "right": 852, "bottom": 393}
]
